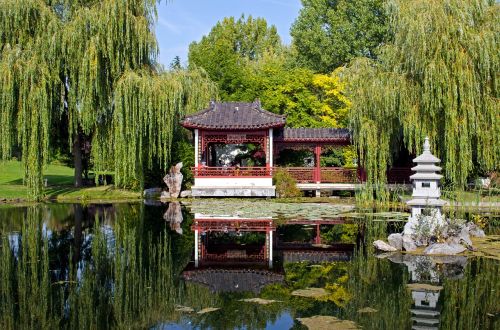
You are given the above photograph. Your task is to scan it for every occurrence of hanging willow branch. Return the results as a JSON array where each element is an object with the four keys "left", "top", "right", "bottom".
[
  {"left": 0, "top": 0, "right": 218, "bottom": 198},
  {"left": 108, "top": 69, "right": 216, "bottom": 189},
  {"left": 347, "top": 0, "right": 499, "bottom": 191}
]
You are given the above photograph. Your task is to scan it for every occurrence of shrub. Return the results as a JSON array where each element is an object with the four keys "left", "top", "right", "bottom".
[{"left": 273, "top": 169, "right": 301, "bottom": 198}]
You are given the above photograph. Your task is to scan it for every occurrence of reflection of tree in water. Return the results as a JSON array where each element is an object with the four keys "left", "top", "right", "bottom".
[
  {"left": 1, "top": 206, "right": 498, "bottom": 329},
  {"left": 0, "top": 203, "right": 196, "bottom": 328}
]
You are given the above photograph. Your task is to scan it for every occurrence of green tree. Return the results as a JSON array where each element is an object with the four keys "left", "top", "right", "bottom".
[
  {"left": 0, "top": 0, "right": 216, "bottom": 198},
  {"left": 291, "top": 0, "right": 388, "bottom": 73},
  {"left": 188, "top": 15, "right": 282, "bottom": 100},
  {"left": 346, "top": 0, "right": 499, "bottom": 188},
  {"left": 246, "top": 53, "right": 350, "bottom": 128}
]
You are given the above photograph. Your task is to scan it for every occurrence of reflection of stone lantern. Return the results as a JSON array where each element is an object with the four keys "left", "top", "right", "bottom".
[
  {"left": 404, "top": 137, "right": 447, "bottom": 236},
  {"left": 388, "top": 255, "right": 467, "bottom": 330}
]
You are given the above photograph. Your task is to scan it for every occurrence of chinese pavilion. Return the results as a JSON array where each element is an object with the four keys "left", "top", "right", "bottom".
[{"left": 181, "top": 100, "right": 409, "bottom": 197}]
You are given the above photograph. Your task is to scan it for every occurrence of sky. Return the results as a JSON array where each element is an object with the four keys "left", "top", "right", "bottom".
[{"left": 155, "top": 0, "right": 302, "bottom": 67}]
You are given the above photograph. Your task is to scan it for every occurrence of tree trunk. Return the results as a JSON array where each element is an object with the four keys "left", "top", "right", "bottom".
[{"left": 73, "top": 133, "right": 83, "bottom": 187}]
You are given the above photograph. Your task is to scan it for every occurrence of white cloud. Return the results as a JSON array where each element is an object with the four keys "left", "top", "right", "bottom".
[{"left": 157, "top": 17, "right": 182, "bottom": 35}]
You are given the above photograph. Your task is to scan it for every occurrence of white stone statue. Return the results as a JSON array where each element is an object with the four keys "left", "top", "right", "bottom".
[{"left": 163, "top": 162, "right": 183, "bottom": 198}]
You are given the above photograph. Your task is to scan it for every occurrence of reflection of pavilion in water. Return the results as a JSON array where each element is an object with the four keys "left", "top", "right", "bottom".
[
  {"left": 190, "top": 214, "right": 355, "bottom": 269},
  {"left": 192, "top": 215, "right": 276, "bottom": 268},
  {"left": 163, "top": 204, "right": 355, "bottom": 293},
  {"left": 389, "top": 254, "right": 468, "bottom": 330}
]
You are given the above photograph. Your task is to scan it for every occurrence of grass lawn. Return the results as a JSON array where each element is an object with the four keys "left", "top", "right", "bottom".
[{"left": 0, "top": 160, "right": 140, "bottom": 201}]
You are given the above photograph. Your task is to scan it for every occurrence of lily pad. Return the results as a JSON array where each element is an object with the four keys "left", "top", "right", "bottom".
[
  {"left": 469, "top": 235, "right": 500, "bottom": 261},
  {"left": 297, "top": 315, "right": 359, "bottom": 330},
  {"left": 174, "top": 305, "right": 194, "bottom": 313},
  {"left": 197, "top": 307, "right": 220, "bottom": 314},
  {"left": 291, "top": 287, "right": 328, "bottom": 298},
  {"left": 358, "top": 307, "right": 378, "bottom": 313},
  {"left": 406, "top": 283, "right": 443, "bottom": 291},
  {"left": 189, "top": 200, "right": 355, "bottom": 220},
  {"left": 239, "top": 298, "right": 280, "bottom": 305}
]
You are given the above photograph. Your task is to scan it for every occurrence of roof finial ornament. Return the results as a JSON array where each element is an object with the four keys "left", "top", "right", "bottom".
[
  {"left": 254, "top": 98, "right": 261, "bottom": 108},
  {"left": 423, "top": 136, "right": 430, "bottom": 153}
]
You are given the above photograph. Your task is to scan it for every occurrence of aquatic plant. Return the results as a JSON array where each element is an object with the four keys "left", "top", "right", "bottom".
[{"left": 273, "top": 169, "right": 302, "bottom": 198}]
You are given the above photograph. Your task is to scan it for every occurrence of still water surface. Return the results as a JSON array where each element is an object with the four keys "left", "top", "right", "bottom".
[{"left": 0, "top": 202, "right": 498, "bottom": 329}]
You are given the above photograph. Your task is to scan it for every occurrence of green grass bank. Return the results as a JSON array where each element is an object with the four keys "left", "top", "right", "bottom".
[{"left": 0, "top": 160, "right": 140, "bottom": 202}]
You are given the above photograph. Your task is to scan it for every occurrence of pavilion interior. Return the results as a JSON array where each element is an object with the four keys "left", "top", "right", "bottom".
[{"left": 204, "top": 143, "right": 266, "bottom": 167}]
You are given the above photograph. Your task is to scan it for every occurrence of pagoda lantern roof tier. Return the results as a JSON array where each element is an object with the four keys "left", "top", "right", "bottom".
[
  {"left": 413, "top": 138, "right": 441, "bottom": 163},
  {"left": 411, "top": 164, "right": 442, "bottom": 172},
  {"left": 413, "top": 153, "right": 441, "bottom": 163},
  {"left": 410, "top": 173, "right": 443, "bottom": 180},
  {"left": 181, "top": 100, "right": 286, "bottom": 130}
]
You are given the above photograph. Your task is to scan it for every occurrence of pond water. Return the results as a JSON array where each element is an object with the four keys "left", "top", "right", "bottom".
[{"left": 0, "top": 202, "right": 498, "bottom": 329}]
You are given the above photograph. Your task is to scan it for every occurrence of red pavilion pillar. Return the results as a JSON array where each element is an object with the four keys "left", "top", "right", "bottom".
[{"left": 314, "top": 144, "right": 321, "bottom": 183}]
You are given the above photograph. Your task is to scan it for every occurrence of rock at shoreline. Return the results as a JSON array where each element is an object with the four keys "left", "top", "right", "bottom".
[
  {"left": 424, "top": 243, "right": 466, "bottom": 255},
  {"left": 459, "top": 227, "right": 473, "bottom": 247},
  {"left": 388, "top": 233, "right": 403, "bottom": 250},
  {"left": 143, "top": 187, "right": 162, "bottom": 198},
  {"left": 467, "top": 222, "right": 486, "bottom": 237},
  {"left": 402, "top": 235, "right": 417, "bottom": 251},
  {"left": 180, "top": 190, "right": 192, "bottom": 198},
  {"left": 163, "top": 162, "right": 183, "bottom": 198},
  {"left": 373, "top": 240, "right": 397, "bottom": 252}
]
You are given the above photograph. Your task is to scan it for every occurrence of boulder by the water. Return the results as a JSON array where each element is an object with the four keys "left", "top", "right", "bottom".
[
  {"left": 459, "top": 227, "right": 473, "bottom": 247},
  {"left": 467, "top": 222, "right": 486, "bottom": 237},
  {"left": 373, "top": 240, "right": 397, "bottom": 252},
  {"left": 163, "top": 162, "right": 183, "bottom": 198},
  {"left": 180, "top": 190, "right": 192, "bottom": 198},
  {"left": 402, "top": 235, "right": 417, "bottom": 252},
  {"left": 143, "top": 187, "right": 162, "bottom": 198},
  {"left": 424, "top": 243, "right": 466, "bottom": 255},
  {"left": 388, "top": 233, "right": 403, "bottom": 250}
]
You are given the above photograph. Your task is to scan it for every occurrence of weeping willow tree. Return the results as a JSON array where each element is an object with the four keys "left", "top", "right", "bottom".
[
  {"left": 0, "top": 0, "right": 217, "bottom": 199},
  {"left": 347, "top": 0, "right": 499, "bottom": 194}
]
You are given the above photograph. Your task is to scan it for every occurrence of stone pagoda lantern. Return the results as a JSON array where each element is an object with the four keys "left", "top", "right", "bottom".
[
  {"left": 404, "top": 137, "right": 447, "bottom": 236},
  {"left": 374, "top": 137, "right": 485, "bottom": 254}
]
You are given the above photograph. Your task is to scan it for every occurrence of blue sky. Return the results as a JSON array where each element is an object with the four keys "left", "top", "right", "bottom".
[{"left": 155, "top": 0, "right": 302, "bottom": 67}]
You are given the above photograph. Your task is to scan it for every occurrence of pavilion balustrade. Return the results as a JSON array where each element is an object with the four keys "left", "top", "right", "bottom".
[
  {"left": 192, "top": 166, "right": 412, "bottom": 184},
  {"left": 191, "top": 166, "right": 272, "bottom": 177},
  {"left": 192, "top": 165, "right": 362, "bottom": 183}
]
